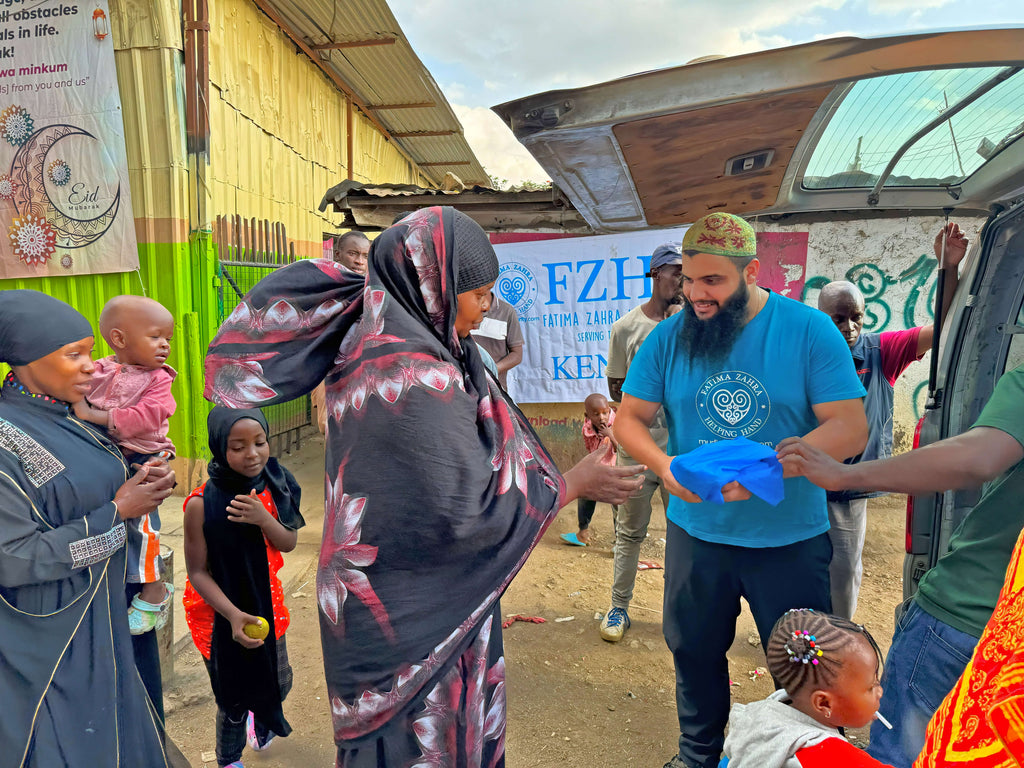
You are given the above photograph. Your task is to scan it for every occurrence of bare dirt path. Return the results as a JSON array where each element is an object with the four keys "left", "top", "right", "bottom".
[{"left": 165, "top": 486, "right": 906, "bottom": 768}]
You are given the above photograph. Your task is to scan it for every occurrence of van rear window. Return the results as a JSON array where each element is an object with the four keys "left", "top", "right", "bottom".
[{"left": 804, "top": 67, "right": 1024, "bottom": 190}]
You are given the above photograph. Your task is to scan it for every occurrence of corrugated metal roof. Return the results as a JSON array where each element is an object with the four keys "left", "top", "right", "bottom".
[
  {"left": 320, "top": 180, "right": 592, "bottom": 233},
  {"left": 258, "top": 0, "right": 490, "bottom": 186}
]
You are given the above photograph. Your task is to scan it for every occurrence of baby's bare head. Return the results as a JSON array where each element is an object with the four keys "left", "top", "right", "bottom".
[{"left": 99, "top": 295, "right": 174, "bottom": 368}]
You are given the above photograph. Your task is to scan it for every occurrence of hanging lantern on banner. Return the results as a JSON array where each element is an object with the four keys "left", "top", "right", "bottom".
[{"left": 93, "top": 7, "right": 109, "bottom": 40}]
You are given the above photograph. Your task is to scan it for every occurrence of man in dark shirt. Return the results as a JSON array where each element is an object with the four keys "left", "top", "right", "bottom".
[
  {"left": 334, "top": 231, "right": 369, "bottom": 275},
  {"left": 470, "top": 292, "right": 524, "bottom": 389},
  {"left": 314, "top": 231, "right": 370, "bottom": 431}
]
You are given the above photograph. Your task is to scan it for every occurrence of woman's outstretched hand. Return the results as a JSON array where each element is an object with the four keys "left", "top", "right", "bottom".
[{"left": 562, "top": 442, "right": 645, "bottom": 506}]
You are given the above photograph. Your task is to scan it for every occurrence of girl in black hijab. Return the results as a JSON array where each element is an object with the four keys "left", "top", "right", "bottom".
[
  {"left": 182, "top": 405, "right": 304, "bottom": 767},
  {"left": 204, "top": 207, "right": 641, "bottom": 766}
]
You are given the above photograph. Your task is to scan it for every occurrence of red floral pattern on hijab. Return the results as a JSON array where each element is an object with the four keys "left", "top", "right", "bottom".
[{"left": 205, "top": 207, "right": 564, "bottom": 764}]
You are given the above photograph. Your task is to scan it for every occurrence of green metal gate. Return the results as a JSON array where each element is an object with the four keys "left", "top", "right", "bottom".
[{"left": 213, "top": 215, "right": 311, "bottom": 455}]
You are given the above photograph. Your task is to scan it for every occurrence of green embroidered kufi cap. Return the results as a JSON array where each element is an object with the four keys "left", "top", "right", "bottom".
[{"left": 681, "top": 212, "right": 756, "bottom": 258}]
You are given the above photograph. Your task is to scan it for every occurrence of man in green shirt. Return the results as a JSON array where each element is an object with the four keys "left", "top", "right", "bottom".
[{"left": 776, "top": 365, "right": 1024, "bottom": 768}]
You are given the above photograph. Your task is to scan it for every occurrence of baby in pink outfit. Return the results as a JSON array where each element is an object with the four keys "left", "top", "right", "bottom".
[{"left": 75, "top": 295, "right": 176, "bottom": 634}]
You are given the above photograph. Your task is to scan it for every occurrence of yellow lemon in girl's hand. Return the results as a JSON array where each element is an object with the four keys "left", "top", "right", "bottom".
[{"left": 243, "top": 617, "right": 269, "bottom": 640}]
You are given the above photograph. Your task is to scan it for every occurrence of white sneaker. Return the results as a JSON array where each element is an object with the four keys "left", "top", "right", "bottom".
[{"left": 599, "top": 607, "right": 631, "bottom": 642}]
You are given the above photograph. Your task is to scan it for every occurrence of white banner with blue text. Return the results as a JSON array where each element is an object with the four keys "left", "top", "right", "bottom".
[{"left": 494, "top": 228, "right": 687, "bottom": 404}]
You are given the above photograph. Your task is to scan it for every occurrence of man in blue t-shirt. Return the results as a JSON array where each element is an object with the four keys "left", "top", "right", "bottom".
[{"left": 615, "top": 212, "right": 868, "bottom": 768}]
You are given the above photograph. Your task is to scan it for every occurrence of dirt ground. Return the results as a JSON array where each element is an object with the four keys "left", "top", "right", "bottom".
[{"left": 165, "top": 489, "right": 906, "bottom": 768}]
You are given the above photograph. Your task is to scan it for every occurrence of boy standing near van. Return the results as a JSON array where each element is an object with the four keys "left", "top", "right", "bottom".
[{"left": 816, "top": 222, "right": 967, "bottom": 620}]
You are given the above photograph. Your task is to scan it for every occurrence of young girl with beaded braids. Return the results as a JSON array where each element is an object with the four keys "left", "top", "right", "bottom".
[{"left": 722, "top": 609, "right": 893, "bottom": 768}]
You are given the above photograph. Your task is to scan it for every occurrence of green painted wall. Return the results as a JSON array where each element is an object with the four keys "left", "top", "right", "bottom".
[{"left": 0, "top": 236, "right": 218, "bottom": 479}]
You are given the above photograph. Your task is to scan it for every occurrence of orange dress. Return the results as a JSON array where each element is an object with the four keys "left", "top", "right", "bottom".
[{"left": 182, "top": 483, "right": 290, "bottom": 659}]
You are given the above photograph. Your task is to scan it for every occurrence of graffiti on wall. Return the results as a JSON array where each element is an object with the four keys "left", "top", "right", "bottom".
[{"left": 802, "top": 254, "right": 940, "bottom": 332}]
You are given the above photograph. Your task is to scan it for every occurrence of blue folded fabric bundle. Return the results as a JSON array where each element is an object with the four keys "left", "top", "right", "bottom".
[{"left": 669, "top": 437, "right": 784, "bottom": 506}]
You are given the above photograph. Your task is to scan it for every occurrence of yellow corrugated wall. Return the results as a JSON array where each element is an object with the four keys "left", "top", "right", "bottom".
[
  {"left": 109, "top": 1, "right": 211, "bottom": 470},
  {"left": 2, "top": 0, "right": 438, "bottom": 465},
  {"left": 209, "top": 0, "right": 429, "bottom": 257},
  {"left": 352, "top": 110, "right": 422, "bottom": 184},
  {"left": 110, "top": 0, "right": 188, "bottom": 237},
  {"left": 116, "top": 45, "right": 190, "bottom": 244}
]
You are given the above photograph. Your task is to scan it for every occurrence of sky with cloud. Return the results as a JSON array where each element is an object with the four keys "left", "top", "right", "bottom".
[{"left": 389, "top": 1, "right": 1024, "bottom": 184}]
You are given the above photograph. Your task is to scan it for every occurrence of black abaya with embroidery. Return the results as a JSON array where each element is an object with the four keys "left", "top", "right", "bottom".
[
  {"left": 205, "top": 206, "right": 566, "bottom": 767},
  {"left": 0, "top": 376, "right": 178, "bottom": 768}
]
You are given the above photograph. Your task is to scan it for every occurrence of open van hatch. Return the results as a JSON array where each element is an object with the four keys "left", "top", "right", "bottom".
[{"left": 493, "top": 29, "right": 1024, "bottom": 232}]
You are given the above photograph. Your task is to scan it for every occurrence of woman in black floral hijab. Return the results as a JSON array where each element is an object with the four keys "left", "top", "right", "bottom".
[{"left": 205, "top": 206, "right": 641, "bottom": 766}]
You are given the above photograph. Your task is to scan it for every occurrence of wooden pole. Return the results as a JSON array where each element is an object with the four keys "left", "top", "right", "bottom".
[{"left": 311, "top": 37, "right": 395, "bottom": 50}]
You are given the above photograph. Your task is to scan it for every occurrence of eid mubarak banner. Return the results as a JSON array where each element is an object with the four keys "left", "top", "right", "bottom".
[
  {"left": 494, "top": 230, "right": 810, "bottom": 404},
  {"left": 0, "top": 0, "right": 137, "bottom": 278}
]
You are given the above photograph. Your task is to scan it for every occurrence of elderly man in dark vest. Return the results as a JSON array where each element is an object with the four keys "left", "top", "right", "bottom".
[{"left": 816, "top": 222, "right": 967, "bottom": 620}]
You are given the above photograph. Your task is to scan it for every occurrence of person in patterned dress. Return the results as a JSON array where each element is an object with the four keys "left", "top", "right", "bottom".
[{"left": 204, "top": 206, "right": 642, "bottom": 766}]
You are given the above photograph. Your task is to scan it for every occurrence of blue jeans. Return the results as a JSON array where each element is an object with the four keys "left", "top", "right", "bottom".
[{"left": 867, "top": 600, "right": 978, "bottom": 768}]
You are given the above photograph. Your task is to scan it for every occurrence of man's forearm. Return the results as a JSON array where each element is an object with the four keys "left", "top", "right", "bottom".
[
  {"left": 939, "top": 263, "right": 960, "bottom": 325},
  {"left": 496, "top": 347, "right": 523, "bottom": 374},
  {"left": 839, "top": 428, "right": 1017, "bottom": 494},
  {"left": 608, "top": 377, "right": 624, "bottom": 403},
  {"left": 802, "top": 414, "right": 867, "bottom": 462},
  {"left": 615, "top": 413, "right": 669, "bottom": 476}
]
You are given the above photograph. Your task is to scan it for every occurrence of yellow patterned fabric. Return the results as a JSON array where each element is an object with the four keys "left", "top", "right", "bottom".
[
  {"left": 915, "top": 527, "right": 1024, "bottom": 767},
  {"left": 680, "top": 212, "right": 756, "bottom": 258}
]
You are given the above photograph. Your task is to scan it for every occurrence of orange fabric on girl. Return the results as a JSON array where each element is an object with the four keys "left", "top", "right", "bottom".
[
  {"left": 915, "top": 527, "right": 1024, "bottom": 768},
  {"left": 182, "top": 483, "right": 290, "bottom": 659}
]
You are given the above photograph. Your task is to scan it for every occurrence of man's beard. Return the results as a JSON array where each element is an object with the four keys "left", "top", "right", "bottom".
[{"left": 678, "top": 282, "right": 751, "bottom": 366}]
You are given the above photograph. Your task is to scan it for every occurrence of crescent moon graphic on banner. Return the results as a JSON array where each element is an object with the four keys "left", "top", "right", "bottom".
[{"left": 9, "top": 124, "right": 121, "bottom": 248}]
